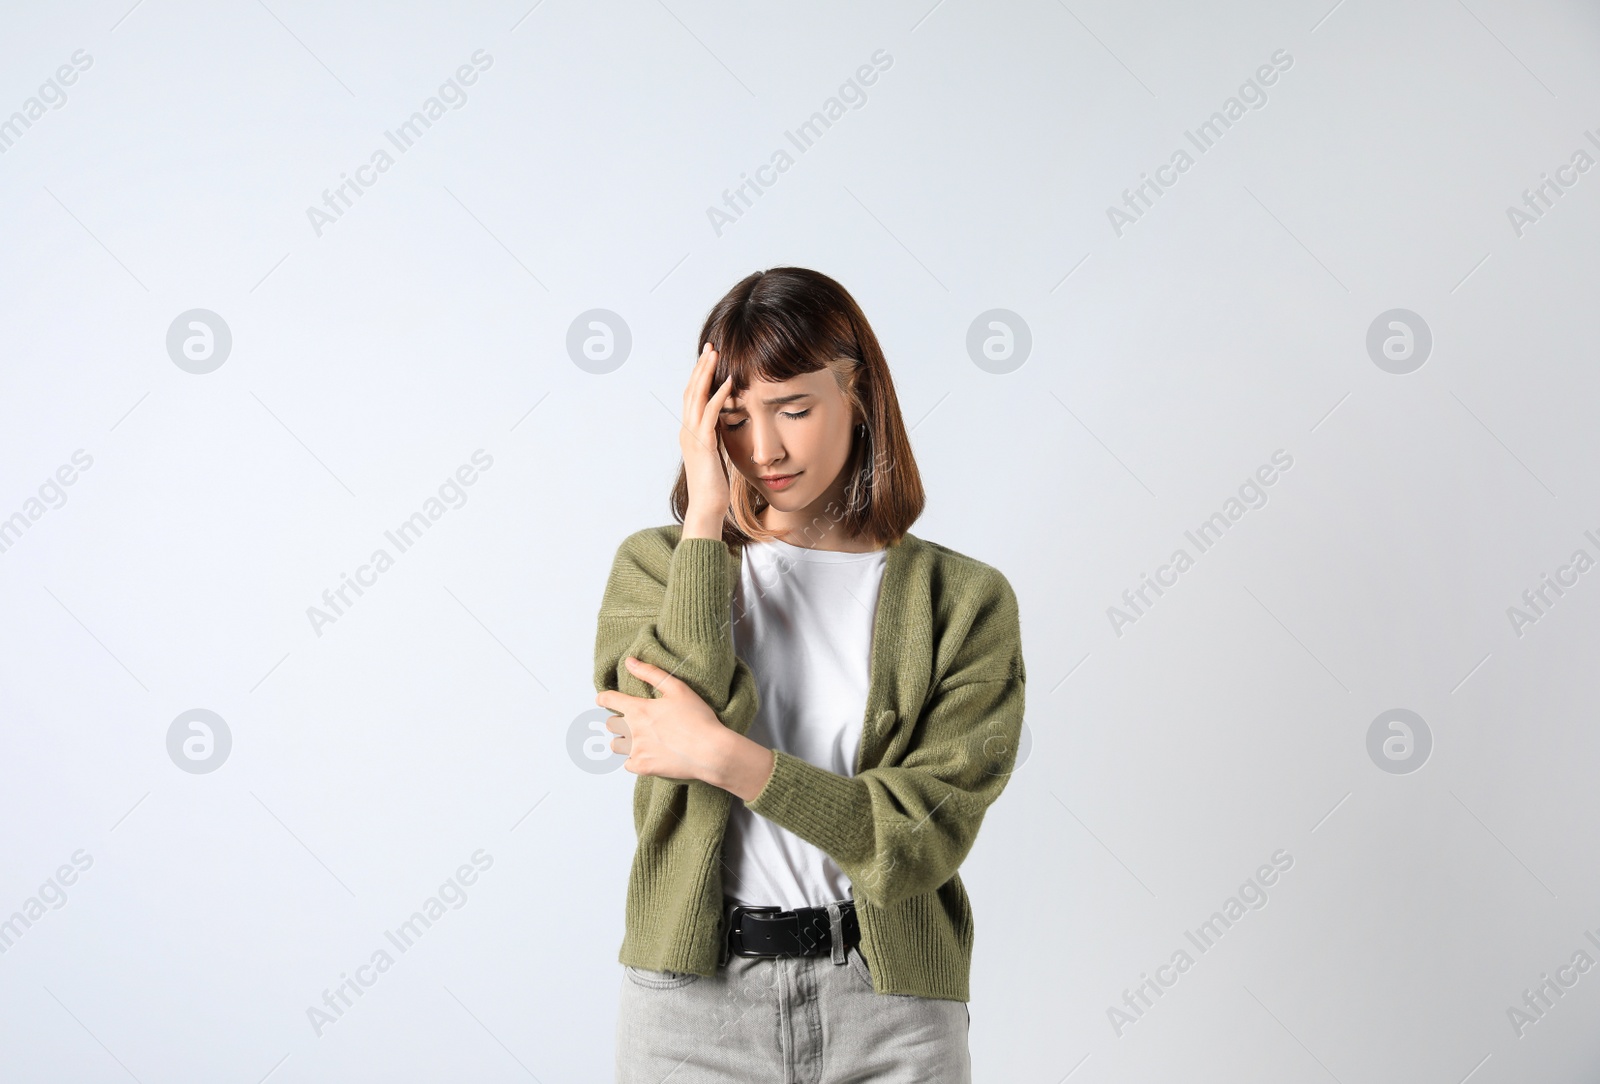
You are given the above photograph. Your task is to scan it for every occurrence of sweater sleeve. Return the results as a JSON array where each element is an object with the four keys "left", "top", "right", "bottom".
[
  {"left": 742, "top": 569, "right": 1026, "bottom": 908},
  {"left": 592, "top": 527, "right": 761, "bottom": 746}
]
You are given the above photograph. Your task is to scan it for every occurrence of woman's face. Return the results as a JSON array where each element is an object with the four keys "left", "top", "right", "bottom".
[{"left": 718, "top": 367, "right": 857, "bottom": 525}]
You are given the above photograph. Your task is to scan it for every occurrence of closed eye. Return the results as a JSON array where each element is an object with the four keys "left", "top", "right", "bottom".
[{"left": 722, "top": 409, "right": 809, "bottom": 432}]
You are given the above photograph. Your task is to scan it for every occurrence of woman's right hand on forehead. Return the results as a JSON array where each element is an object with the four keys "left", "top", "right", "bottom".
[{"left": 680, "top": 342, "right": 735, "bottom": 539}]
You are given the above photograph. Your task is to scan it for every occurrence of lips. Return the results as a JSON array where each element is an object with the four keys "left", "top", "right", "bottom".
[{"left": 760, "top": 473, "right": 799, "bottom": 491}]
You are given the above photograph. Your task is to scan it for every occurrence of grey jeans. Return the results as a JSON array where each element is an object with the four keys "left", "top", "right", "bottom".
[{"left": 616, "top": 901, "right": 971, "bottom": 1083}]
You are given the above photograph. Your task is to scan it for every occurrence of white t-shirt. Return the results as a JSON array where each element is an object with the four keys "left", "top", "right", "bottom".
[{"left": 722, "top": 536, "right": 889, "bottom": 909}]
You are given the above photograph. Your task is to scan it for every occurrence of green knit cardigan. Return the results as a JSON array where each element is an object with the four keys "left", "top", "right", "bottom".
[{"left": 592, "top": 523, "right": 1027, "bottom": 1002}]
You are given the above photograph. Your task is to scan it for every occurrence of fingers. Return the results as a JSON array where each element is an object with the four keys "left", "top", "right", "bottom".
[
  {"left": 681, "top": 346, "right": 705, "bottom": 422},
  {"left": 702, "top": 374, "right": 734, "bottom": 440},
  {"left": 683, "top": 342, "right": 719, "bottom": 425},
  {"left": 623, "top": 655, "right": 679, "bottom": 692},
  {"left": 594, "top": 689, "right": 640, "bottom": 712}
]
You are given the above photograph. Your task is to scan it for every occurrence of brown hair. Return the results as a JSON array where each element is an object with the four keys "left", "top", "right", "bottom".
[{"left": 670, "top": 267, "right": 925, "bottom": 549}]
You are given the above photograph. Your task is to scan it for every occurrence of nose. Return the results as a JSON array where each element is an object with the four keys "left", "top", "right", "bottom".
[{"left": 748, "top": 414, "right": 786, "bottom": 468}]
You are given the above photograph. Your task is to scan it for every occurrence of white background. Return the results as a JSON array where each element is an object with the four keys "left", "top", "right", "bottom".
[{"left": 2, "top": 0, "right": 1599, "bottom": 1080}]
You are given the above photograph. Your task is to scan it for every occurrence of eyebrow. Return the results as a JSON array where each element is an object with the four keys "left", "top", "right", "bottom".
[{"left": 719, "top": 392, "right": 813, "bottom": 413}]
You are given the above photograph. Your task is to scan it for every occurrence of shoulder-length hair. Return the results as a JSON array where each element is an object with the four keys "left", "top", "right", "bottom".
[{"left": 670, "top": 267, "right": 925, "bottom": 549}]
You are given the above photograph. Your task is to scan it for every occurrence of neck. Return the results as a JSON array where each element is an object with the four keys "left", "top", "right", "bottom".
[{"left": 757, "top": 504, "right": 879, "bottom": 553}]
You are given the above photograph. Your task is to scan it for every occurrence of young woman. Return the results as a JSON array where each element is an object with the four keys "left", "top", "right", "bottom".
[{"left": 592, "top": 267, "right": 1026, "bottom": 1083}]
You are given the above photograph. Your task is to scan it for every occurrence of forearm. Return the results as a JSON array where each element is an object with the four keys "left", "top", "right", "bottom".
[
  {"left": 680, "top": 512, "right": 724, "bottom": 541},
  {"left": 706, "top": 729, "right": 776, "bottom": 802},
  {"left": 738, "top": 677, "right": 1026, "bottom": 907},
  {"left": 594, "top": 527, "right": 760, "bottom": 738}
]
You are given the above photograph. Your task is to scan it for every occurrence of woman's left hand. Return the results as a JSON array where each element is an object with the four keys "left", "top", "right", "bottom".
[{"left": 597, "top": 657, "right": 733, "bottom": 783}]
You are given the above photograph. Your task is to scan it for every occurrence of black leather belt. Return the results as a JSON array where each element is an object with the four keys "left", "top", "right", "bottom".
[{"left": 722, "top": 898, "right": 860, "bottom": 959}]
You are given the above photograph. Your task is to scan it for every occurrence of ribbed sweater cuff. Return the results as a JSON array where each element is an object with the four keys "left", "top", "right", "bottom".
[
  {"left": 745, "top": 749, "right": 871, "bottom": 860},
  {"left": 659, "top": 537, "right": 732, "bottom": 643}
]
